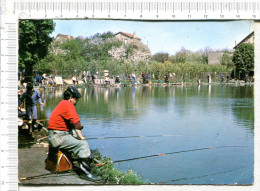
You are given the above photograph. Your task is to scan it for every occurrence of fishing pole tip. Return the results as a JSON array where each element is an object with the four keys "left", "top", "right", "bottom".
[
  {"left": 20, "top": 177, "right": 28, "bottom": 181},
  {"left": 157, "top": 154, "right": 165, "bottom": 156}
]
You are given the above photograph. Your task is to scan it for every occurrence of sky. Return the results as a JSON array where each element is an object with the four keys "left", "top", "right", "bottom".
[{"left": 51, "top": 20, "right": 254, "bottom": 55}]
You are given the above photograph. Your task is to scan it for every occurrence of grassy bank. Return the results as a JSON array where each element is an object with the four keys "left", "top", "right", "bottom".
[{"left": 89, "top": 152, "right": 147, "bottom": 184}]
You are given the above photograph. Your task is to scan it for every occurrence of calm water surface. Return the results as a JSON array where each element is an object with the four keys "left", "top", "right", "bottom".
[{"left": 38, "top": 85, "right": 254, "bottom": 185}]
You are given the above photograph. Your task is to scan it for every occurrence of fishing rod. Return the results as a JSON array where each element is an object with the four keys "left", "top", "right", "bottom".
[
  {"left": 96, "top": 146, "right": 247, "bottom": 166},
  {"left": 37, "top": 117, "right": 98, "bottom": 122},
  {"left": 19, "top": 168, "right": 77, "bottom": 181},
  {"left": 81, "top": 117, "right": 113, "bottom": 125},
  {"left": 19, "top": 158, "right": 103, "bottom": 181},
  {"left": 18, "top": 134, "right": 180, "bottom": 145},
  {"left": 87, "top": 134, "right": 180, "bottom": 140}
]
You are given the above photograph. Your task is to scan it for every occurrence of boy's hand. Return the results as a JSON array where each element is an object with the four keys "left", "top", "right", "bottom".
[
  {"left": 75, "top": 129, "right": 86, "bottom": 140},
  {"left": 79, "top": 136, "right": 86, "bottom": 140}
]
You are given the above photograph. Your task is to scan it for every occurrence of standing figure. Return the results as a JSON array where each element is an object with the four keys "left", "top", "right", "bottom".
[
  {"left": 226, "top": 74, "right": 230, "bottom": 83},
  {"left": 83, "top": 71, "right": 87, "bottom": 83},
  {"left": 132, "top": 73, "right": 136, "bottom": 84},
  {"left": 197, "top": 78, "right": 201, "bottom": 85},
  {"left": 244, "top": 73, "right": 248, "bottom": 83},
  {"left": 145, "top": 74, "right": 149, "bottom": 83},
  {"left": 115, "top": 76, "right": 120, "bottom": 84},
  {"left": 86, "top": 71, "right": 91, "bottom": 82},
  {"left": 47, "top": 86, "right": 100, "bottom": 181},
  {"left": 221, "top": 73, "right": 225, "bottom": 82},
  {"left": 105, "top": 76, "right": 110, "bottom": 84},
  {"left": 164, "top": 74, "right": 169, "bottom": 83},
  {"left": 19, "top": 82, "right": 44, "bottom": 132},
  {"left": 72, "top": 74, "right": 77, "bottom": 86},
  {"left": 208, "top": 74, "right": 212, "bottom": 83},
  {"left": 34, "top": 75, "right": 42, "bottom": 86},
  {"left": 91, "top": 74, "right": 95, "bottom": 85}
]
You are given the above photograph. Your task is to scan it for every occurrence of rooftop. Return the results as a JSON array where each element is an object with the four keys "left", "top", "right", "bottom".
[{"left": 115, "top": 32, "right": 141, "bottom": 40}]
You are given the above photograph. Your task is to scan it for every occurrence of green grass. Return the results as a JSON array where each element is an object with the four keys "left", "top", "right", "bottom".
[{"left": 89, "top": 155, "right": 147, "bottom": 184}]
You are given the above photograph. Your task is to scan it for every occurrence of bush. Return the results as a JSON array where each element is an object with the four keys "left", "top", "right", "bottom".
[
  {"left": 232, "top": 43, "right": 254, "bottom": 77},
  {"left": 90, "top": 155, "right": 146, "bottom": 184}
]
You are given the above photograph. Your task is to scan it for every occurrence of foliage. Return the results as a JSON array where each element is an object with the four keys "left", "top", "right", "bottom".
[
  {"left": 59, "top": 39, "right": 86, "bottom": 72},
  {"left": 90, "top": 155, "right": 146, "bottom": 184},
  {"left": 84, "top": 33, "right": 122, "bottom": 63},
  {"left": 171, "top": 48, "right": 192, "bottom": 63},
  {"left": 35, "top": 30, "right": 235, "bottom": 81},
  {"left": 19, "top": 20, "right": 55, "bottom": 80},
  {"left": 221, "top": 52, "right": 234, "bottom": 68},
  {"left": 152, "top": 52, "right": 169, "bottom": 63},
  {"left": 169, "top": 48, "right": 208, "bottom": 65},
  {"left": 126, "top": 40, "right": 151, "bottom": 63},
  {"left": 109, "top": 39, "right": 151, "bottom": 63},
  {"left": 37, "top": 39, "right": 85, "bottom": 76},
  {"left": 39, "top": 32, "right": 120, "bottom": 77},
  {"left": 89, "top": 31, "right": 114, "bottom": 41},
  {"left": 232, "top": 43, "right": 254, "bottom": 74},
  {"left": 108, "top": 44, "right": 127, "bottom": 62},
  {"left": 146, "top": 60, "right": 229, "bottom": 80}
]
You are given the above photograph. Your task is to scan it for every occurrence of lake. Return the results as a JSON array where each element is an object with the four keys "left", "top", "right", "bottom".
[{"left": 38, "top": 84, "right": 254, "bottom": 185}]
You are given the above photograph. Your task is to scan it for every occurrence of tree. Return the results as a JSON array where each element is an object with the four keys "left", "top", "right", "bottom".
[
  {"left": 232, "top": 43, "right": 254, "bottom": 78},
  {"left": 19, "top": 20, "right": 55, "bottom": 81},
  {"left": 108, "top": 39, "right": 151, "bottom": 78},
  {"left": 84, "top": 32, "right": 122, "bottom": 63},
  {"left": 152, "top": 52, "right": 169, "bottom": 63},
  {"left": 41, "top": 38, "right": 86, "bottom": 77},
  {"left": 172, "top": 48, "right": 192, "bottom": 63},
  {"left": 108, "top": 39, "right": 151, "bottom": 63},
  {"left": 221, "top": 52, "right": 234, "bottom": 67}
]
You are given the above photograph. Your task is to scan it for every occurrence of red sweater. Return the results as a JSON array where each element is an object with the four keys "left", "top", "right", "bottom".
[{"left": 48, "top": 100, "right": 80, "bottom": 132}]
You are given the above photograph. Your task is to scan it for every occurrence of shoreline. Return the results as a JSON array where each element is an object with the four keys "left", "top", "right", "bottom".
[{"left": 19, "top": 79, "right": 254, "bottom": 90}]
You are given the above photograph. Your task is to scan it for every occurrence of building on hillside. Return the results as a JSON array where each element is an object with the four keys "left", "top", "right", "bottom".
[
  {"left": 50, "top": 34, "right": 74, "bottom": 55},
  {"left": 114, "top": 32, "right": 141, "bottom": 44},
  {"left": 234, "top": 31, "right": 254, "bottom": 49},
  {"left": 55, "top": 34, "right": 74, "bottom": 42},
  {"left": 208, "top": 52, "right": 224, "bottom": 65},
  {"left": 208, "top": 31, "right": 254, "bottom": 65}
]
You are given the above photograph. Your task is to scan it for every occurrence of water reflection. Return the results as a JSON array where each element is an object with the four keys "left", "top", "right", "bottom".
[
  {"left": 208, "top": 85, "right": 211, "bottom": 97},
  {"left": 37, "top": 85, "right": 254, "bottom": 184},
  {"left": 39, "top": 85, "right": 254, "bottom": 132}
]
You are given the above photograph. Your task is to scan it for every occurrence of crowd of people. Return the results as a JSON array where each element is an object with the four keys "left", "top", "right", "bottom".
[
  {"left": 18, "top": 70, "right": 56, "bottom": 88},
  {"left": 34, "top": 73, "right": 56, "bottom": 86},
  {"left": 18, "top": 69, "right": 254, "bottom": 91}
]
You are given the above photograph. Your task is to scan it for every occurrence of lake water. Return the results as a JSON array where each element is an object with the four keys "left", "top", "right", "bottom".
[{"left": 38, "top": 84, "right": 254, "bottom": 185}]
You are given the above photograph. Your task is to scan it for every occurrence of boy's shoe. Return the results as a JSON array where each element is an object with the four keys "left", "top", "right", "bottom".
[
  {"left": 79, "top": 163, "right": 101, "bottom": 182},
  {"left": 79, "top": 172, "right": 101, "bottom": 182}
]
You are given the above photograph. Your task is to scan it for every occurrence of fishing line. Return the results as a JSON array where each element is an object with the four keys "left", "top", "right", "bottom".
[
  {"left": 100, "top": 146, "right": 247, "bottom": 165},
  {"left": 170, "top": 166, "right": 246, "bottom": 183},
  {"left": 234, "top": 164, "right": 254, "bottom": 184}
]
